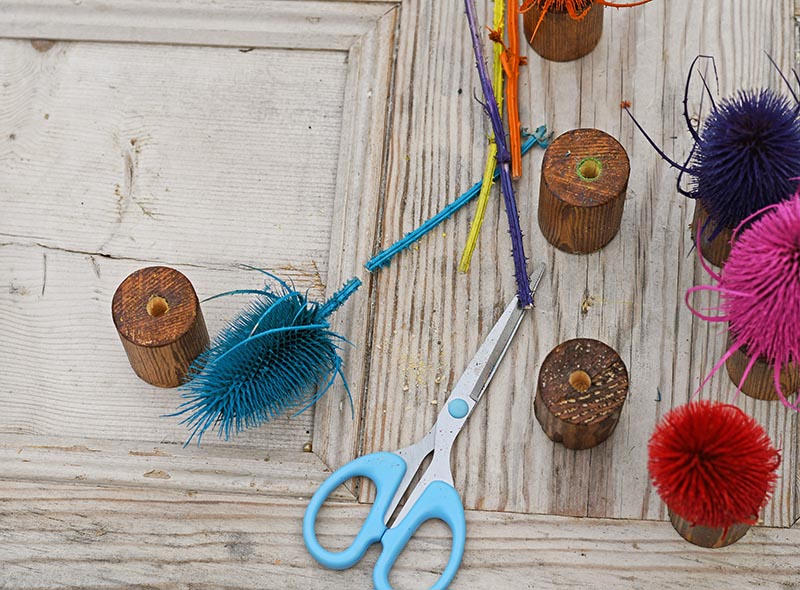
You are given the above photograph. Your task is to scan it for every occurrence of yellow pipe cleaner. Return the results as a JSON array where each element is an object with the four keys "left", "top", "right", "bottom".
[{"left": 458, "top": 0, "right": 505, "bottom": 273}]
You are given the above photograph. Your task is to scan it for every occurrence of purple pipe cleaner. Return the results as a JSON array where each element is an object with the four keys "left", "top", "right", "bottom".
[{"left": 464, "top": 0, "right": 533, "bottom": 307}]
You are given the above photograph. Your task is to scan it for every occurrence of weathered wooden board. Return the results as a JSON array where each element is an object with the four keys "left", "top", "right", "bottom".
[
  {"left": 2, "top": 480, "right": 799, "bottom": 590},
  {"left": 0, "top": 0, "right": 398, "bottom": 465},
  {"left": 1, "top": 0, "right": 800, "bottom": 588},
  {"left": 360, "top": 0, "right": 799, "bottom": 528},
  {"left": 0, "top": 434, "right": 348, "bottom": 499}
]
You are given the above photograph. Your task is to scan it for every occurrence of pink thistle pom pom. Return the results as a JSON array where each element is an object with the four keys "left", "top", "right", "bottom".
[{"left": 686, "top": 195, "right": 800, "bottom": 409}]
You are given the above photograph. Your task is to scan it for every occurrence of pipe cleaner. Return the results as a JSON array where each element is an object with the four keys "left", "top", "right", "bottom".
[
  {"left": 459, "top": 0, "right": 506, "bottom": 273},
  {"left": 686, "top": 196, "right": 800, "bottom": 410},
  {"left": 625, "top": 55, "right": 800, "bottom": 241},
  {"left": 465, "top": 0, "right": 533, "bottom": 307},
  {"left": 504, "top": 0, "right": 524, "bottom": 180},
  {"left": 648, "top": 400, "right": 780, "bottom": 530},
  {"left": 172, "top": 270, "right": 361, "bottom": 444},
  {"left": 366, "top": 128, "right": 550, "bottom": 272},
  {"left": 520, "top": 0, "right": 652, "bottom": 43}
]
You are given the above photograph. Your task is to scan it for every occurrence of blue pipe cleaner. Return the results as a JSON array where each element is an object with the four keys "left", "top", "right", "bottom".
[
  {"left": 172, "top": 270, "right": 361, "bottom": 445},
  {"left": 364, "top": 126, "right": 551, "bottom": 272}
]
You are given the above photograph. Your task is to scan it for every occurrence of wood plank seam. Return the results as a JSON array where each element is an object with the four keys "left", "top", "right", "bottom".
[{"left": 350, "top": 5, "right": 403, "bottom": 503}]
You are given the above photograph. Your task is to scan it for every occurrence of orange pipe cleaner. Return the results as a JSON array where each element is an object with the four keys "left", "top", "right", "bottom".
[
  {"left": 503, "top": 1, "right": 525, "bottom": 179},
  {"left": 520, "top": 0, "right": 652, "bottom": 44}
]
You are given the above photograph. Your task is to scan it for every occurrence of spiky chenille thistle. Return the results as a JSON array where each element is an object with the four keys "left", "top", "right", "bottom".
[
  {"left": 625, "top": 55, "right": 800, "bottom": 239},
  {"left": 687, "top": 197, "right": 800, "bottom": 410},
  {"left": 174, "top": 272, "right": 361, "bottom": 444},
  {"left": 648, "top": 401, "right": 780, "bottom": 529},
  {"left": 520, "top": 0, "right": 652, "bottom": 42}
]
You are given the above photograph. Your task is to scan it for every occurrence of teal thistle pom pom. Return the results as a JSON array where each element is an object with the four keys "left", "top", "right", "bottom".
[{"left": 173, "top": 270, "right": 361, "bottom": 445}]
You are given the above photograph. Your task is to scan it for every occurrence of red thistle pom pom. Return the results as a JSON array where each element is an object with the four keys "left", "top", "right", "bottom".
[{"left": 648, "top": 401, "right": 780, "bottom": 529}]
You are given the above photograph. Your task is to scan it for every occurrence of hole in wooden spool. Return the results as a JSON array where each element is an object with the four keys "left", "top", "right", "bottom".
[
  {"left": 569, "top": 370, "right": 592, "bottom": 392},
  {"left": 577, "top": 157, "right": 602, "bottom": 181},
  {"left": 147, "top": 295, "right": 169, "bottom": 317}
]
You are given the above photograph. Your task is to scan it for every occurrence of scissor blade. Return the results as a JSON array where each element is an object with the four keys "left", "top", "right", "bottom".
[{"left": 459, "top": 263, "right": 545, "bottom": 405}]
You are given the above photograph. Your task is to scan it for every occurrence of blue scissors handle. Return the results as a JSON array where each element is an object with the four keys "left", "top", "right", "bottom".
[
  {"left": 303, "top": 452, "right": 406, "bottom": 570},
  {"left": 375, "top": 480, "right": 465, "bottom": 590},
  {"left": 304, "top": 452, "right": 466, "bottom": 589}
]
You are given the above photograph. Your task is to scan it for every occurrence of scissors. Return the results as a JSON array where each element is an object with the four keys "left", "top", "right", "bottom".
[{"left": 303, "top": 264, "right": 546, "bottom": 590}]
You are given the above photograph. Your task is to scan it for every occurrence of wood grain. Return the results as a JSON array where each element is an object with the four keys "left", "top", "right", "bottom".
[
  {"left": 669, "top": 508, "right": 752, "bottom": 549},
  {"left": 0, "top": 0, "right": 396, "bottom": 51},
  {"left": 534, "top": 338, "right": 629, "bottom": 450},
  {"left": 0, "top": 434, "right": 351, "bottom": 500},
  {"left": 691, "top": 200, "right": 733, "bottom": 268},
  {"left": 523, "top": 4, "right": 604, "bottom": 63},
  {"left": 0, "top": 481, "right": 800, "bottom": 590},
  {"left": 725, "top": 334, "right": 800, "bottom": 402},
  {"left": 538, "top": 128, "right": 630, "bottom": 253},
  {"left": 1, "top": 1, "right": 800, "bottom": 587},
  {"left": 0, "top": 0, "right": 397, "bottom": 463},
  {"left": 0, "top": 243, "right": 323, "bottom": 450},
  {"left": 112, "top": 266, "right": 209, "bottom": 388},
  {"left": 2, "top": 479, "right": 800, "bottom": 590},
  {"left": 360, "top": 0, "right": 799, "bottom": 529}
]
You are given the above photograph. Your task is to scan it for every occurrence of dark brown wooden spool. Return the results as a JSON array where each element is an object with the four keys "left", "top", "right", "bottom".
[
  {"left": 538, "top": 128, "right": 630, "bottom": 254},
  {"left": 534, "top": 338, "right": 629, "bottom": 450},
  {"left": 691, "top": 200, "right": 734, "bottom": 268},
  {"left": 523, "top": 3, "right": 604, "bottom": 62},
  {"left": 112, "top": 266, "right": 209, "bottom": 388},
  {"left": 668, "top": 508, "right": 751, "bottom": 549},
  {"left": 724, "top": 333, "right": 800, "bottom": 402}
]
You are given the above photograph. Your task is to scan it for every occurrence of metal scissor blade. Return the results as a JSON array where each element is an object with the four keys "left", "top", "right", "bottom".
[{"left": 453, "top": 263, "right": 546, "bottom": 405}]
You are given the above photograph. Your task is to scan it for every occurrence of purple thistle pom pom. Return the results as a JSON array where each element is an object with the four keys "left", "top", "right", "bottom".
[
  {"left": 625, "top": 56, "right": 800, "bottom": 238},
  {"left": 686, "top": 196, "right": 800, "bottom": 409},
  {"left": 694, "top": 89, "right": 800, "bottom": 235}
]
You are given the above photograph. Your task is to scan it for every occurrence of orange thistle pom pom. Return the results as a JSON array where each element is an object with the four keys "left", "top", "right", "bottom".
[{"left": 521, "top": 0, "right": 652, "bottom": 42}]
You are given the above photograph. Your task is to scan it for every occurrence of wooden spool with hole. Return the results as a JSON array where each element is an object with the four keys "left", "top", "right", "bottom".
[
  {"left": 691, "top": 200, "right": 734, "bottom": 268},
  {"left": 112, "top": 266, "right": 209, "bottom": 388},
  {"left": 538, "top": 128, "right": 630, "bottom": 254},
  {"left": 668, "top": 508, "right": 751, "bottom": 548},
  {"left": 523, "top": 4, "right": 604, "bottom": 62},
  {"left": 534, "top": 338, "right": 629, "bottom": 450},
  {"left": 724, "top": 333, "right": 800, "bottom": 402}
]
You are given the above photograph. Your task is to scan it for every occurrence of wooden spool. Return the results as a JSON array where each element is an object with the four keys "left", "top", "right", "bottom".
[
  {"left": 724, "top": 333, "right": 800, "bottom": 402},
  {"left": 535, "top": 338, "right": 629, "bottom": 450},
  {"left": 668, "top": 509, "right": 751, "bottom": 549},
  {"left": 112, "top": 266, "right": 209, "bottom": 388},
  {"left": 538, "top": 128, "right": 630, "bottom": 254},
  {"left": 691, "top": 200, "right": 733, "bottom": 268},
  {"left": 523, "top": 3, "right": 604, "bottom": 62}
]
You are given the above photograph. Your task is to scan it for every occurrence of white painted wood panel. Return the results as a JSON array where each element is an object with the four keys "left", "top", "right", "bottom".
[
  {"left": 0, "top": 0, "right": 395, "bottom": 51},
  {"left": 0, "top": 1, "right": 397, "bottom": 467}
]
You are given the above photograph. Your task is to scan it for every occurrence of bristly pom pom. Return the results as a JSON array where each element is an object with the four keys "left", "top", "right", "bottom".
[
  {"left": 648, "top": 400, "right": 780, "bottom": 529},
  {"left": 173, "top": 272, "right": 361, "bottom": 445},
  {"left": 624, "top": 56, "right": 800, "bottom": 239},
  {"left": 520, "top": 0, "right": 651, "bottom": 22},
  {"left": 687, "top": 197, "right": 800, "bottom": 409},
  {"left": 694, "top": 89, "right": 800, "bottom": 235}
]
